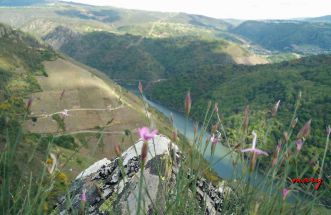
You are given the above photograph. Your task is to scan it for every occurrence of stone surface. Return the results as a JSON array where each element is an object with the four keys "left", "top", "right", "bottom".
[{"left": 55, "top": 134, "right": 231, "bottom": 214}]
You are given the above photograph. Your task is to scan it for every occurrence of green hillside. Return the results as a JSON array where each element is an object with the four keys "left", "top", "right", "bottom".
[
  {"left": 146, "top": 54, "right": 331, "bottom": 179},
  {"left": 0, "top": 1, "right": 230, "bottom": 38},
  {"left": 0, "top": 22, "right": 157, "bottom": 175},
  {"left": 147, "top": 54, "right": 331, "bottom": 127},
  {"left": 0, "top": 23, "right": 226, "bottom": 214},
  {"left": 0, "top": 23, "right": 55, "bottom": 99},
  {"left": 0, "top": 3, "right": 330, "bottom": 213},
  {"left": 2, "top": 1, "right": 331, "bottom": 58},
  {"left": 231, "top": 21, "right": 331, "bottom": 54},
  {"left": 43, "top": 27, "right": 237, "bottom": 81},
  {"left": 0, "top": 2, "right": 271, "bottom": 63},
  {"left": 0, "top": 22, "right": 56, "bottom": 204},
  {"left": 0, "top": 23, "right": 175, "bottom": 211}
]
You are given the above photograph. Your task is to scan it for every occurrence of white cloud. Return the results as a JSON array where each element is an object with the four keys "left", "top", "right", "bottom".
[{"left": 63, "top": 0, "right": 331, "bottom": 20}]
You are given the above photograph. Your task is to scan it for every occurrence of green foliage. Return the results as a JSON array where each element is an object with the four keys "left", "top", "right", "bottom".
[
  {"left": 0, "top": 26, "right": 61, "bottom": 214},
  {"left": 52, "top": 114, "right": 66, "bottom": 132},
  {"left": 0, "top": 24, "right": 56, "bottom": 74},
  {"left": 25, "top": 74, "right": 41, "bottom": 91},
  {"left": 53, "top": 135, "right": 78, "bottom": 150},
  {"left": 232, "top": 21, "right": 331, "bottom": 54},
  {"left": 266, "top": 53, "right": 300, "bottom": 63},
  {"left": 147, "top": 54, "right": 331, "bottom": 199},
  {"left": 37, "top": 135, "right": 53, "bottom": 152},
  {"left": 77, "top": 134, "right": 89, "bottom": 148},
  {"left": 148, "top": 54, "right": 331, "bottom": 129},
  {"left": 0, "top": 123, "right": 54, "bottom": 214},
  {"left": 0, "top": 23, "right": 56, "bottom": 100},
  {"left": 0, "top": 96, "right": 26, "bottom": 138},
  {"left": 0, "top": 68, "right": 11, "bottom": 101},
  {"left": 45, "top": 29, "right": 234, "bottom": 81}
]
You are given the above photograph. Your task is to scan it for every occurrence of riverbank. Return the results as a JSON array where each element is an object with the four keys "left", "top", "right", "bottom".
[{"left": 123, "top": 85, "right": 262, "bottom": 180}]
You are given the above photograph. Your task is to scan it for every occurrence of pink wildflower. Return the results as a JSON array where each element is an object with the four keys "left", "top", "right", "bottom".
[
  {"left": 297, "top": 119, "right": 312, "bottom": 139},
  {"left": 282, "top": 188, "right": 290, "bottom": 200},
  {"left": 210, "top": 134, "right": 219, "bottom": 145},
  {"left": 184, "top": 91, "right": 191, "bottom": 115},
  {"left": 138, "top": 81, "right": 143, "bottom": 94},
  {"left": 172, "top": 130, "right": 178, "bottom": 142},
  {"left": 81, "top": 189, "right": 87, "bottom": 202},
  {"left": 240, "top": 131, "right": 268, "bottom": 156},
  {"left": 59, "top": 109, "right": 69, "bottom": 118},
  {"left": 114, "top": 144, "right": 122, "bottom": 157},
  {"left": 214, "top": 102, "right": 219, "bottom": 113},
  {"left": 211, "top": 131, "right": 221, "bottom": 144},
  {"left": 138, "top": 127, "right": 158, "bottom": 142},
  {"left": 26, "top": 98, "right": 33, "bottom": 111},
  {"left": 296, "top": 139, "right": 303, "bottom": 151},
  {"left": 210, "top": 132, "right": 221, "bottom": 156}
]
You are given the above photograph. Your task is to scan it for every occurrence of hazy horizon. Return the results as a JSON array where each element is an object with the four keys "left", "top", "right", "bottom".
[{"left": 62, "top": 0, "right": 331, "bottom": 20}]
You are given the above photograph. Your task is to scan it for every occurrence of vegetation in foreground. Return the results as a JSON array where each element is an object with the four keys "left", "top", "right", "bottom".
[
  {"left": 0, "top": 10, "right": 330, "bottom": 214},
  {"left": 0, "top": 79, "right": 330, "bottom": 214}
]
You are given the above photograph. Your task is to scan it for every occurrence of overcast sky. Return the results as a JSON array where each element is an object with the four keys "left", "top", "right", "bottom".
[{"left": 63, "top": 0, "right": 331, "bottom": 20}]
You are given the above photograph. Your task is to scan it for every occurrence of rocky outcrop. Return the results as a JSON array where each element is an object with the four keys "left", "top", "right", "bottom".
[
  {"left": 0, "top": 23, "right": 14, "bottom": 38},
  {"left": 0, "top": 23, "right": 50, "bottom": 49},
  {"left": 55, "top": 135, "right": 231, "bottom": 214},
  {"left": 43, "top": 26, "right": 80, "bottom": 49}
]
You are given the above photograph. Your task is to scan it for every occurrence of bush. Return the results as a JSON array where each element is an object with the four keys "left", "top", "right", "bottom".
[{"left": 53, "top": 135, "right": 78, "bottom": 150}]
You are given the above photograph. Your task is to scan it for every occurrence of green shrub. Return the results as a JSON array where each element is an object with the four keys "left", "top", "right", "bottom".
[{"left": 53, "top": 135, "right": 78, "bottom": 150}]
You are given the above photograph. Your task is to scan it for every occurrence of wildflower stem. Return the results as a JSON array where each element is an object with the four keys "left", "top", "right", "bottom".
[
  {"left": 184, "top": 115, "right": 188, "bottom": 138},
  {"left": 195, "top": 102, "right": 212, "bottom": 150},
  {"left": 199, "top": 108, "right": 214, "bottom": 155},
  {"left": 318, "top": 127, "right": 330, "bottom": 179},
  {"left": 137, "top": 162, "right": 145, "bottom": 215},
  {"left": 217, "top": 113, "right": 231, "bottom": 148}
]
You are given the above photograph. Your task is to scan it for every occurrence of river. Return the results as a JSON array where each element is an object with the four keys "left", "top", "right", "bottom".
[
  {"left": 144, "top": 96, "right": 246, "bottom": 179},
  {"left": 122, "top": 85, "right": 307, "bottom": 204},
  {"left": 126, "top": 86, "right": 263, "bottom": 183}
]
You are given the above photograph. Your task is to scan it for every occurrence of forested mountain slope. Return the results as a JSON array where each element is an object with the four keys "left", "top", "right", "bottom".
[
  {"left": 146, "top": 54, "right": 331, "bottom": 167},
  {"left": 43, "top": 27, "right": 239, "bottom": 81},
  {"left": 231, "top": 21, "right": 331, "bottom": 54}
]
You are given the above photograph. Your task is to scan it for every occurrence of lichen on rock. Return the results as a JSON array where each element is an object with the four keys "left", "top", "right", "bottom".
[{"left": 55, "top": 134, "right": 232, "bottom": 214}]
